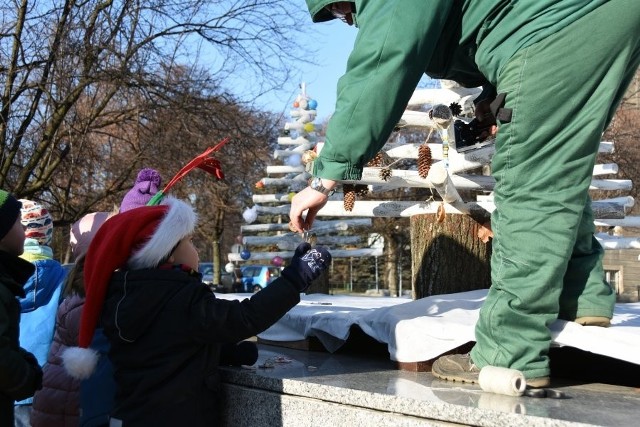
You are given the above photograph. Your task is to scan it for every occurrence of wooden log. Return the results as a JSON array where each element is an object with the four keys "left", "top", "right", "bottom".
[
  {"left": 317, "top": 199, "right": 627, "bottom": 219},
  {"left": 596, "top": 236, "right": 640, "bottom": 249},
  {"left": 398, "top": 110, "right": 438, "bottom": 129},
  {"left": 273, "top": 144, "right": 313, "bottom": 158},
  {"left": 407, "top": 86, "right": 481, "bottom": 112},
  {"left": 594, "top": 216, "right": 640, "bottom": 228},
  {"left": 261, "top": 175, "right": 310, "bottom": 188},
  {"left": 277, "top": 136, "right": 311, "bottom": 145},
  {"left": 352, "top": 168, "right": 495, "bottom": 191},
  {"left": 227, "top": 247, "right": 384, "bottom": 262},
  {"left": 243, "top": 234, "right": 363, "bottom": 250},
  {"left": 411, "top": 213, "right": 491, "bottom": 299},
  {"left": 383, "top": 141, "right": 613, "bottom": 160},
  {"left": 241, "top": 218, "right": 372, "bottom": 233},
  {"left": 266, "top": 165, "right": 305, "bottom": 174},
  {"left": 289, "top": 109, "right": 317, "bottom": 118}
]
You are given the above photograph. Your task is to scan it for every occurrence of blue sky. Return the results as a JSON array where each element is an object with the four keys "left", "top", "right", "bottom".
[{"left": 254, "top": 11, "right": 358, "bottom": 121}]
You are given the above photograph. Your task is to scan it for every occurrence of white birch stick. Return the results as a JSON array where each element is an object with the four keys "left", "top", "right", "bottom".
[
  {"left": 596, "top": 236, "right": 640, "bottom": 249},
  {"left": 316, "top": 200, "right": 626, "bottom": 219},
  {"left": 243, "top": 234, "right": 363, "bottom": 250},
  {"left": 240, "top": 218, "right": 372, "bottom": 233},
  {"left": 227, "top": 247, "right": 384, "bottom": 262},
  {"left": 277, "top": 136, "right": 311, "bottom": 145},
  {"left": 594, "top": 216, "right": 640, "bottom": 228}
]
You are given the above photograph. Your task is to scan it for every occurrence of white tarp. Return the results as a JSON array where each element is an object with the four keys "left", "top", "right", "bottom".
[{"left": 215, "top": 290, "right": 640, "bottom": 365}]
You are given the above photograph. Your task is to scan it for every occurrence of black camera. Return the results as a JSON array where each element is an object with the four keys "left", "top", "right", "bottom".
[{"left": 453, "top": 119, "right": 494, "bottom": 152}]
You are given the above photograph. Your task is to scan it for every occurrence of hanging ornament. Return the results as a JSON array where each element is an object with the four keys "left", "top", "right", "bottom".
[
  {"left": 271, "top": 256, "right": 284, "bottom": 267},
  {"left": 303, "top": 122, "right": 315, "bottom": 133},
  {"left": 285, "top": 153, "right": 302, "bottom": 167},
  {"left": 308, "top": 99, "right": 318, "bottom": 110},
  {"left": 242, "top": 206, "right": 258, "bottom": 224},
  {"left": 224, "top": 262, "right": 235, "bottom": 273},
  {"left": 287, "top": 192, "right": 296, "bottom": 202},
  {"left": 255, "top": 180, "right": 265, "bottom": 189},
  {"left": 298, "top": 98, "right": 308, "bottom": 110},
  {"left": 301, "top": 150, "right": 318, "bottom": 165},
  {"left": 240, "top": 249, "right": 251, "bottom": 260}
]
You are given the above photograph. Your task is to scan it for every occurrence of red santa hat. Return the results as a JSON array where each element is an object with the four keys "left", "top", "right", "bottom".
[{"left": 62, "top": 197, "right": 197, "bottom": 379}]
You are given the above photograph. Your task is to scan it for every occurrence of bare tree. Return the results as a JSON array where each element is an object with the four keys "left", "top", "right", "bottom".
[
  {"left": 1, "top": 0, "right": 311, "bottom": 262},
  {"left": 1, "top": 0, "right": 308, "bottom": 203}
]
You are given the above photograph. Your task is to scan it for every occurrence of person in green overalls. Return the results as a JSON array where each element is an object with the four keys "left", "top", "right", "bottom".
[{"left": 289, "top": 0, "right": 640, "bottom": 388}]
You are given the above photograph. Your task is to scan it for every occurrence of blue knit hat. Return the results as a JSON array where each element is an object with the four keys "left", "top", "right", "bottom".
[{"left": 0, "top": 189, "right": 22, "bottom": 241}]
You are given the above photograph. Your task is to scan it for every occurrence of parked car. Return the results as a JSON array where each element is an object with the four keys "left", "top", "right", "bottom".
[
  {"left": 240, "top": 265, "right": 281, "bottom": 293},
  {"left": 198, "top": 262, "right": 232, "bottom": 292}
]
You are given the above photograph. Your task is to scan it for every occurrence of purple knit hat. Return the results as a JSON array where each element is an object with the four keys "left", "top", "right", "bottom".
[{"left": 120, "top": 168, "right": 162, "bottom": 212}]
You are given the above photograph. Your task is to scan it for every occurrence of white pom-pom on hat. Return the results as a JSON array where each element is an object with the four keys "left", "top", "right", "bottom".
[{"left": 61, "top": 346, "right": 100, "bottom": 379}]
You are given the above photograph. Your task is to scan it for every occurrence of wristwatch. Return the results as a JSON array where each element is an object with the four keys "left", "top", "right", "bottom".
[{"left": 309, "top": 177, "right": 335, "bottom": 196}]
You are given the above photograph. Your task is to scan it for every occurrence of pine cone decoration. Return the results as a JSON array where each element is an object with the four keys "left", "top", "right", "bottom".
[
  {"left": 354, "top": 184, "right": 369, "bottom": 197},
  {"left": 449, "top": 102, "right": 462, "bottom": 117},
  {"left": 418, "top": 144, "right": 432, "bottom": 178},
  {"left": 301, "top": 150, "right": 318, "bottom": 165},
  {"left": 379, "top": 167, "right": 392, "bottom": 181},
  {"left": 366, "top": 152, "right": 384, "bottom": 167},
  {"left": 343, "top": 187, "right": 356, "bottom": 211}
]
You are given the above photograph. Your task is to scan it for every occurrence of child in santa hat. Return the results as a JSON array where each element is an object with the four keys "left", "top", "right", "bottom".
[{"left": 62, "top": 197, "right": 331, "bottom": 426}]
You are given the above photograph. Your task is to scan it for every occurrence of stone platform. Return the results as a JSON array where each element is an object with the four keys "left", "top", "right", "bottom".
[{"left": 219, "top": 343, "right": 640, "bottom": 427}]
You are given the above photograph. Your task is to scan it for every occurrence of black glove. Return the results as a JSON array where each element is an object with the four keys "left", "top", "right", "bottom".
[
  {"left": 220, "top": 341, "right": 259, "bottom": 366},
  {"left": 25, "top": 350, "right": 43, "bottom": 391},
  {"left": 281, "top": 242, "right": 332, "bottom": 292}
]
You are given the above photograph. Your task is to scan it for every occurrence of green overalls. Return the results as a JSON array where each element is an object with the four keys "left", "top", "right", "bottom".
[{"left": 306, "top": 0, "right": 640, "bottom": 379}]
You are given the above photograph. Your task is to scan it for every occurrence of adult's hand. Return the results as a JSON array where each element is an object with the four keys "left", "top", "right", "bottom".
[{"left": 289, "top": 179, "right": 337, "bottom": 232}]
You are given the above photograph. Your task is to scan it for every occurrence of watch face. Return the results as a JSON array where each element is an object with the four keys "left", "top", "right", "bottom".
[{"left": 311, "top": 177, "right": 330, "bottom": 195}]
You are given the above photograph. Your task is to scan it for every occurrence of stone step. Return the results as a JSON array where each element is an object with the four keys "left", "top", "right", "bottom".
[{"left": 219, "top": 343, "right": 640, "bottom": 426}]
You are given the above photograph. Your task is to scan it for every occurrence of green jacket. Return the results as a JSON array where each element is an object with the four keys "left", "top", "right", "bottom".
[
  {"left": 305, "top": 0, "right": 607, "bottom": 180},
  {"left": 0, "top": 250, "right": 41, "bottom": 425}
]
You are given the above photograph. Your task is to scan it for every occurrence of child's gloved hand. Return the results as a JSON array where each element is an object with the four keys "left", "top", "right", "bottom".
[{"left": 281, "top": 242, "right": 332, "bottom": 292}]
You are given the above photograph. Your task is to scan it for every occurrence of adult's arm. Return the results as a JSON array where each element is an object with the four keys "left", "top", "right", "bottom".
[{"left": 314, "top": 0, "right": 454, "bottom": 181}]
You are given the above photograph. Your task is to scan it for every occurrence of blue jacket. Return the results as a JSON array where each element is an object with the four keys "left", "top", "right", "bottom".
[{"left": 16, "top": 258, "right": 66, "bottom": 405}]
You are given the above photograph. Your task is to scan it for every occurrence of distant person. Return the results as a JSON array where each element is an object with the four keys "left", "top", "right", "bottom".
[
  {"left": 232, "top": 267, "right": 243, "bottom": 293},
  {"left": 14, "top": 200, "right": 67, "bottom": 426},
  {"left": 0, "top": 190, "right": 43, "bottom": 425},
  {"left": 30, "top": 212, "right": 112, "bottom": 427},
  {"left": 62, "top": 197, "right": 331, "bottom": 426},
  {"left": 119, "top": 168, "right": 162, "bottom": 212}
]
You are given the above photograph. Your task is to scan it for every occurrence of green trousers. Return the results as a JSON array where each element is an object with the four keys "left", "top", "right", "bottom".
[{"left": 471, "top": 0, "right": 640, "bottom": 380}]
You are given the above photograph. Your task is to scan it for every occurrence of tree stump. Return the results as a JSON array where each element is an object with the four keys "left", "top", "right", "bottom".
[{"left": 411, "top": 213, "right": 492, "bottom": 299}]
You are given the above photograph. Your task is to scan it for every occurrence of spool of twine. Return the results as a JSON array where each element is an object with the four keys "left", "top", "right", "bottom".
[{"left": 479, "top": 366, "right": 526, "bottom": 397}]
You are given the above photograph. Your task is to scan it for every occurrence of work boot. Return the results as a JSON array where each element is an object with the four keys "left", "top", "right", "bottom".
[
  {"left": 574, "top": 316, "right": 611, "bottom": 327},
  {"left": 432, "top": 354, "right": 551, "bottom": 388},
  {"left": 432, "top": 353, "right": 480, "bottom": 384}
]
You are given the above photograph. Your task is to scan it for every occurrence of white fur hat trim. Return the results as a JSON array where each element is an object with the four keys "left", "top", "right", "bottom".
[
  {"left": 128, "top": 197, "right": 197, "bottom": 270},
  {"left": 61, "top": 346, "right": 100, "bottom": 380}
]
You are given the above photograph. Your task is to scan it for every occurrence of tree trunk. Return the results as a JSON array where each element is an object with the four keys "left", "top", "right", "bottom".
[
  {"left": 385, "top": 233, "right": 399, "bottom": 297},
  {"left": 411, "top": 213, "right": 491, "bottom": 299}
]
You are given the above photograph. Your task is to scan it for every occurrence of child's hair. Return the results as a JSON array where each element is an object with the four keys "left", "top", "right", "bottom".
[{"left": 62, "top": 256, "right": 86, "bottom": 298}]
